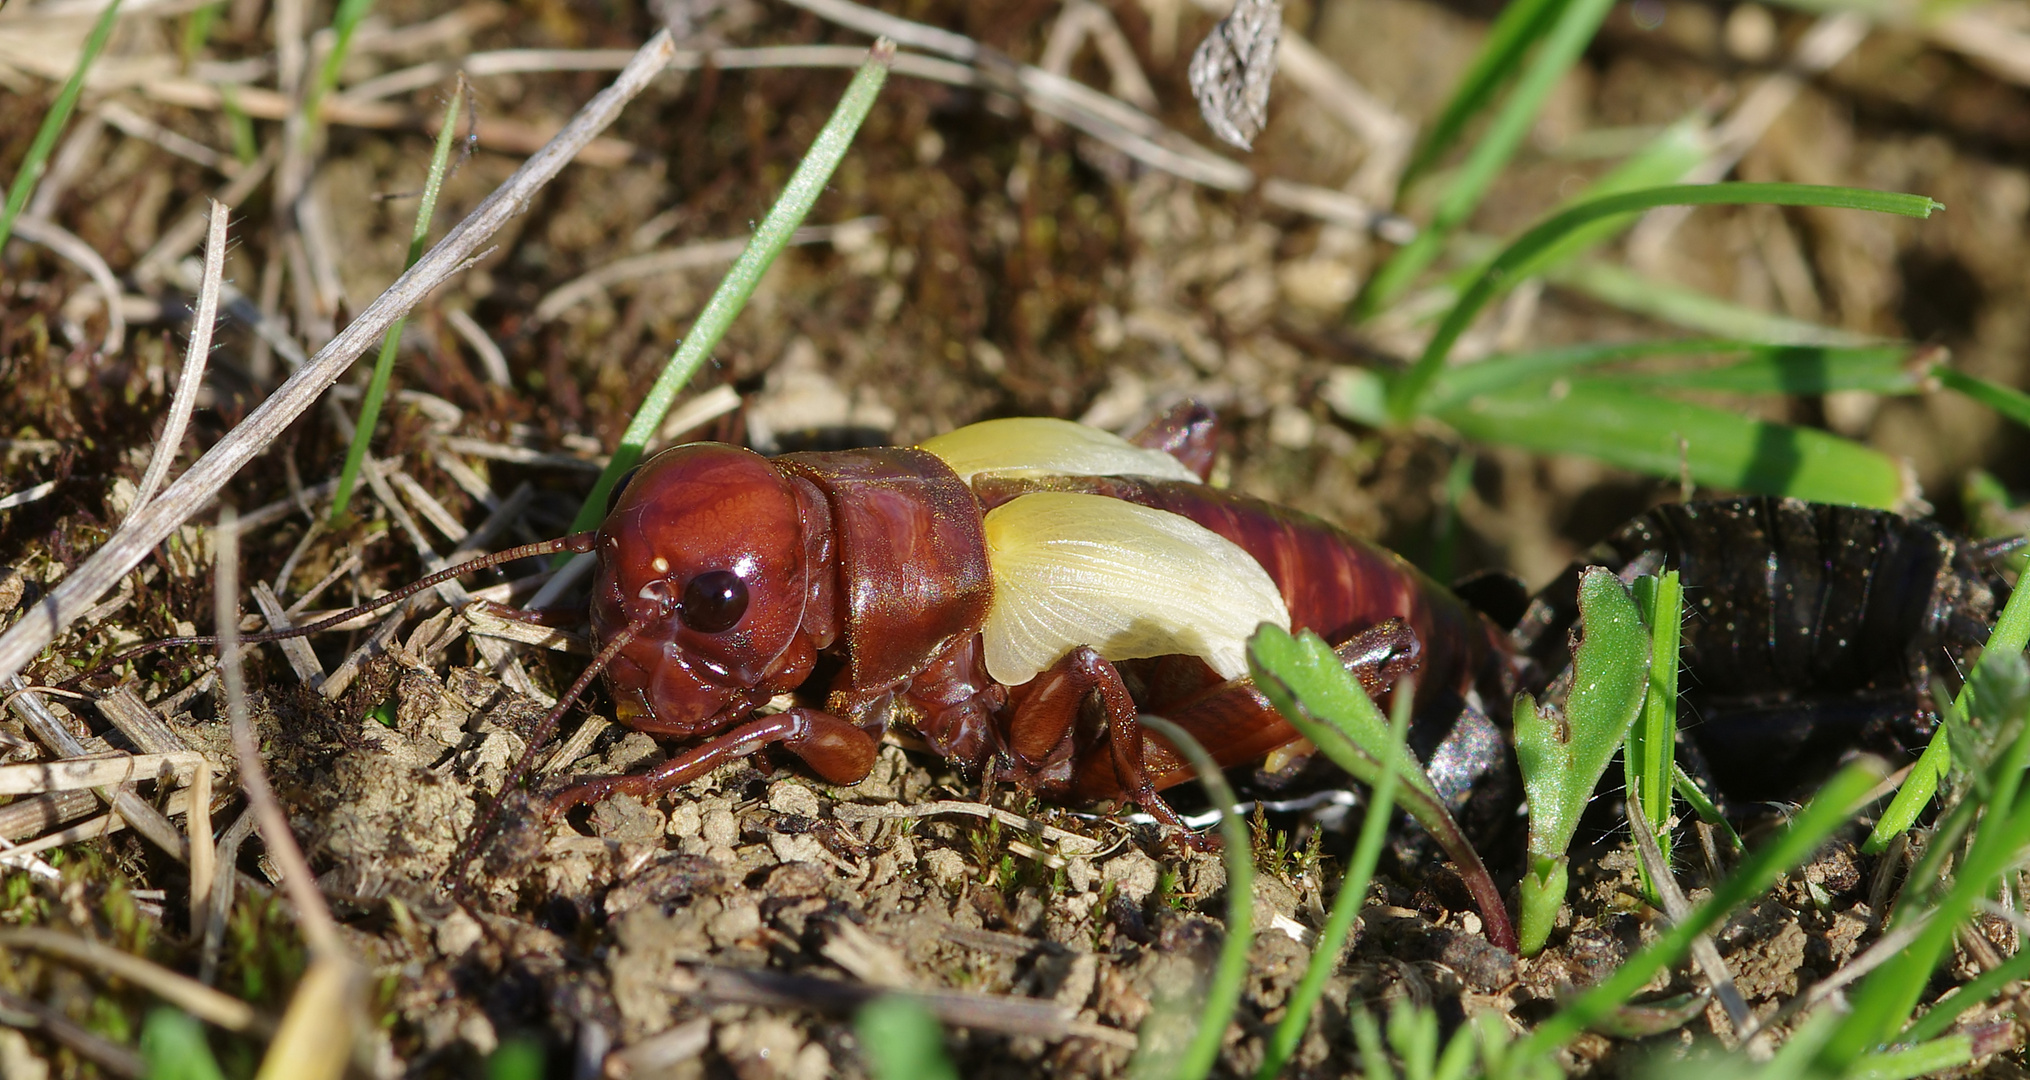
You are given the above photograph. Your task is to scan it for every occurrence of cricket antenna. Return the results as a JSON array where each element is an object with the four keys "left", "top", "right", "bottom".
[
  {"left": 446, "top": 618, "right": 644, "bottom": 886},
  {"left": 69, "top": 532, "right": 600, "bottom": 684}
]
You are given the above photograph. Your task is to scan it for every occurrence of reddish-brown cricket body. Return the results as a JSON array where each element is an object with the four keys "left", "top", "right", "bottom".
[{"left": 566, "top": 407, "right": 1522, "bottom": 834}]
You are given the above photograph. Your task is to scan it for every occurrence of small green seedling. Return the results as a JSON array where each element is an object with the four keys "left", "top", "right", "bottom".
[
  {"left": 330, "top": 83, "right": 468, "bottom": 522},
  {"left": 1625, "top": 571, "right": 1682, "bottom": 905},
  {"left": 1253, "top": 636, "right": 1416, "bottom": 1080},
  {"left": 1248, "top": 623, "right": 1516, "bottom": 953},
  {"left": 856, "top": 996, "right": 959, "bottom": 1080},
  {"left": 1128, "top": 716, "right": 1254, "bottom": 1080},
  {"left": 1513, "top": 567, "right": 1651, "bottom": 955}
]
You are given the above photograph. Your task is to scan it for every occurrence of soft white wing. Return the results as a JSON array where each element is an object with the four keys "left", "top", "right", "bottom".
[
  {"left": 981, "top": 492, "right": 1290, "bottom": 685},
  {"left": 918, "top": 417, "right": 1202, "bottom": 484}
]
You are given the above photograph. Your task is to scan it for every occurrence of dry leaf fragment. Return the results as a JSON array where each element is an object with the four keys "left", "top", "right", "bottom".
[{"left": 1188, "top": 0, "right": 1283, "bottom": 150}]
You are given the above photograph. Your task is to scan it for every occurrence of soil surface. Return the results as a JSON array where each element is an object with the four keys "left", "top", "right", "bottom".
[{"left": 4, "top": 0, "right": 2030, "bottom": 1076}]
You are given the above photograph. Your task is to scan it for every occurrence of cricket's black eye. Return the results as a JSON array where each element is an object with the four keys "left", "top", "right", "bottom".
[{"left": 680, "top": 570, "right": 748, "bottom": 633}]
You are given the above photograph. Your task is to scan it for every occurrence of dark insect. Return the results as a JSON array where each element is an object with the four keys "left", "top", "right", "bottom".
[{"left": 1511, "top": 497, "right": 2010, "bottom": 803}]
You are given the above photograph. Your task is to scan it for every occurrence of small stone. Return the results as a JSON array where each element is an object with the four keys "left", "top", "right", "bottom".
[
  {"left": 922, "top": 848, "right": 970, "bottom": 886},
  {"left": 708, "top": 900, "right": 762, "bottom": 946},
  {"left": 700, "top": 806, "right": 739, "bottom": 847},
  {"left": 767, "top": 781, "right": 822, "bottom": 818},
  {"left": 768, "top": 832, "right": 829, "bottom": 866},
  {"left": 765, "top": 862, "right": 829, "bottom": 899},
  {"left": 434, "top": 908, "right": 483, "bottom": 957},
  {"left": 1066, "top": 856, "right": 1095, "bottom": 893},
  {"left": 1102, "top": 850, "right": 1161, "bottom": 904},
  {"left": 667, "top": 802, "right": 702, "bottom": 838}
]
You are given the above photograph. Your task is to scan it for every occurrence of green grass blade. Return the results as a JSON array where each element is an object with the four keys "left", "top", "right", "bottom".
[
  {"left": 1494, "top": 115, "right": 1711, "bottom": 285},
  {"left": 1820, "top": 667, "right": 2030, "bottom": 1069},
  {"left": 563, "top": 46, "right": 893, "bottom": 539},
  {"left": 1611, "top": 345, "right": 1928, "bottom": 395},
  {"left": 1899, "top": 940, "right": 2030, "bottom": 1043},
  {"left": 1249, "top": 625, "right": 1517, "bottom": 952},
  {"left": 1354, "top": 0, "right": 1618, "bottom": 319},
  {"left": 1391, "top": 182, "right": 1941, "bottom": 420},
  {"left": 1254, "top": 678, "right": 1415, "bottom": 1079},
  {"left": 1131, "top": 716, "right": 1252, "bottom": 1080},
  {"left": 1868, "top": 545, "right": 2030, "bottom": 853},
  {"left": 1672, "top": 765, "right": 1742, "bottom": 852},
  {"left": 1546, "top": 257, "right": 1876, "bottom": 346},
  {"left": 1849, "top": 1036, "right": 1977, "bottom": 1080},
  {"left": 141, "top": 1008, "right": 226, "bottom": 1080},
  {"left": 302, "top": 0, "right": 375, "bottom": 141},
  {"left": 1935, "top": 365, "right": 2030, "bottom": 431},
  {"left": 180, "top": 2, "right": 223, "bottom": 68},
  {"left": 1397, "top": 0, "right": 1566, "bottom": 190},
  {"left": 856, "top": 997, "right": 960, "bottom": 1080},
  {"left": 0, "top": 0, "right": 123, "bottom": 258},
  {"left": 1626, "top": 571, "right": 1681, "bottom": 907},
  {"left": 1433, "top": 378, "right": 1911, "bottom": 506},
  {"left": 330, "top": 85, "right": 466, "bottom": 522},
  {"left": 1859, "top": 724, "right": 1948, "bottom": 856},
  {"left": 221, "top": 84, "right": 259, "bottom": 165},
  {"left": 1517, "top": 759, "right": 1883, "bottom": 1056},
  {"left": 1419, "top": 340, "right": 1920, "bottom": 411}
]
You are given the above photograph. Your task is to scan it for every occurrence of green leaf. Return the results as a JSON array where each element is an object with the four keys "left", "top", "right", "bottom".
[
  {"left": 1397, "top": 0, "right": 1565, "bottom": 189},
  {"left": 1519, "top": 759, "right": 1884, "bottom": 1055},
  {"left": 1129, "top": 717, "right": 1252, "bottom": 1080},
  {"left": 1390, "top": 181, "right": 1941, "bottom": 420},
  {"left": 1433, "top": 378, "right": 1911, "bottom": 507},
  {"left": 564, "top": 48, "right": 893, "bottom": 541},
  {"left": 1514, "top": 568, "right": 1649, "bottom": 953},
  {"left": 1356, "top": 0, "right": 1619, "bottom": 318},
  {"left": 141, "top": 1009, "right": 226, "bottom": 1080},
  {"left": 856, "top": 997, "right": 959, "bottom": 1080},
  {"left": 1611, "top": 345, "right": 1928, "bottom": 396},
  {"left": 0, "top": 0, "right": 123, "bottom": 257},
  {"left": 1626, "top": 572, "right": 1682, "bottom": 907},
  {"left": 1515, "top": 569, "right": 1651, "bottom": 846},
  {"left": 1248, "top": 624, "right": 1516, "bottom": 953},
  {"left": 1418, "top": 340, "right": 1922, "bottom": 411},
  {"left": 1546, "top": 257, "right": 1877, "bottom": 346}
]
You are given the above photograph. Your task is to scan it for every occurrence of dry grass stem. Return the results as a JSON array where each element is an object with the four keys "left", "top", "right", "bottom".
[
  {"left": 0, "top": 985, "right": 145, "bottom": 1079},
  {"left": 658, "top": 383, "right": 743, "bottom": 442},
  {"left": 532, "top": 217, "right": 885, "bottom": 322},
  {"left": 1627, "top": 787, "right": 1761, "bottom": 1053},
  {"left": 1627, "top": 12, "right": 1869, "bottom": 268},
  {"left": 832, "top": 798, "right": 1102, "bottom": 854},
  {"left": 0, "top": 29, "right": 682, "bottom": 688},
  {"left": 444, "top": 306, "right": 511, "bottom": 386},
  {"left": 215, "top": 507, "right": 346, "bottom": 961},
  {"left": 135, "top": 143, "right": 275, "bottom": 286},
  {"left": 96, "top": 101, "right": 238, "bottom": 175},
  {"left": 0, "top": 750, "right": 210, "bottom": 795},
  {"left": 3, "top": 676, "right": 192, "bottom": 864},
  {"left": 200, "top": 808, "right": 261, "bottom": 985},
  {"left": 6, "top": 213, "right": 125, "bottom": 354},
  {"left": 0, "top": 928, "right": 261, "bottom": 1033},
  {"left": 133, "top": 200, "right": 227, "bottom": 512},
  {"left": 680, "top": 963, "right": 1138, "bottom": 1048},
  {"left": 0, "top": 481, "right": 60, "bottom": 512},
  {"left": 250, "top": 582, "right": 326, "bottom": 683}
]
